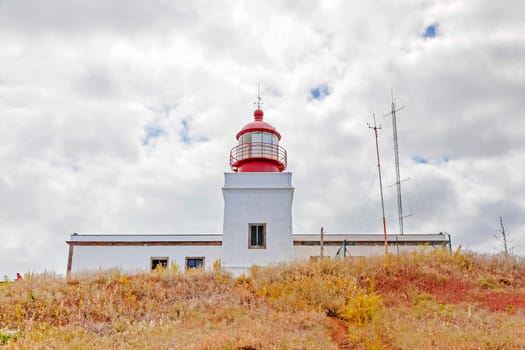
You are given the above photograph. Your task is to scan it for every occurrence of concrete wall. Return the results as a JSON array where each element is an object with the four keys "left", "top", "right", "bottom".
[
  {"left": 69, "top": 245, "right": 222, "bottom": 273},
  {"left": 67, "top": 233, "right": 450, "bottom": 274},
  {"left": 221, "top": 172, "right": 294, "bottom": 275},
  {"left": 293, "top": 233, "right": 452, "bottom": 261},
  {"left": 293, "top": 244, "right": 444, "bottom": 261}
]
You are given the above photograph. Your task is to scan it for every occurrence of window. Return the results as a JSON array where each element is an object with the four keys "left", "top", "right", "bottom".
[
  {"left": 239, "top": 133, "right": 251, "bottom": 144},
  {"left": 252, "top": 132, "right": 263, "bottom": 143},
  {"left": 262, "top": 132, "right": 273, "bottom": 144},
  {"left": 151, "top": 257, "right": 168, "bottom": 270},
  {"left": 249, "top": 223, "right": 266, "bottom": 249},
  {"left": 186, "top": 257, "right": 205, "bottom": 270}
]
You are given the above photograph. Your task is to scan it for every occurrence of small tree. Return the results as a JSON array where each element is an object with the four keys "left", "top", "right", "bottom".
[{"left": 495, "top": 216, "right": 513, "bottom": 256}]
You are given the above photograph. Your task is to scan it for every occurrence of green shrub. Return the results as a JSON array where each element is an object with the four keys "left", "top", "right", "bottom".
[{"left": 0, "top": 330, "right": 20, "bottom": 345}]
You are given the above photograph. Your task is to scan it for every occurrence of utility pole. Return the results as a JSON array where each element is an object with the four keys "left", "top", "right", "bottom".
[
  {"left": 320, "top": 226, "right": 325, "bottom": 259},
  {"left": 368, "top": 114, "right": 388, "bottom": 254},
  {"left": 384, "top": 92, "right": 405, "bottom": 234}
]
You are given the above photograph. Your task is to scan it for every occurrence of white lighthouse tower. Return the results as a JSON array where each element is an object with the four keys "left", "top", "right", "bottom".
[{"left": 221, "top": 102, "right": 294, "bottom": 275}]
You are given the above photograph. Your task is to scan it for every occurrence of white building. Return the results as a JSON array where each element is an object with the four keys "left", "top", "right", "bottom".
[{"left": 66, "top": 106, "right": 451, "bottom": 275}]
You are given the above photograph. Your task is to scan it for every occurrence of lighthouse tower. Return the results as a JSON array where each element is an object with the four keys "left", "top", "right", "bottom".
[{"left": 221, "top": 101, "right": 294, "bottom": 275}]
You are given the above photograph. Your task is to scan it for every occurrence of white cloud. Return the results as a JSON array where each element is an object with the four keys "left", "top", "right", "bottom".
[{"left": 0, "top": 0, "right": 524, "bottom": 277}]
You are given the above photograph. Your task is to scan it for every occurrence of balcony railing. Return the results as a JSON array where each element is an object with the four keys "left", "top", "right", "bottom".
[{"left": 230, "top": 142, "right": 287, "bottom": 169}]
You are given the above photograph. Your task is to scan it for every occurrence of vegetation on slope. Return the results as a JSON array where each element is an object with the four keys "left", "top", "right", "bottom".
[
  {"left": 251, "top": 248, "right": 525, "bottom": 349},
  {"left": 1, "top": 248, "right": 524, "bottom": 349}
]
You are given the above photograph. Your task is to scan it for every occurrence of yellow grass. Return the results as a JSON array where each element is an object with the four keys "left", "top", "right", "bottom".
[{"left": 1, "top": 248, "right": 524, "bottom": 349}]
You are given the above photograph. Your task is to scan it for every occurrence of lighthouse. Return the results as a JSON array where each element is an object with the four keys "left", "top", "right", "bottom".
[
  {"left": 221, "top": 103, "right": 294, "bottom": 275},
  {"left": 65, "top": 94, "right": 452, "bottom": 275}
]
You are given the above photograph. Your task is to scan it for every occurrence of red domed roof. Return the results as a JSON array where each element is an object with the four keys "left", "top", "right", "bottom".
[
  {"left": 235, "top": 109, "right": 281, "bottom": 140},
  {"left": 230, "top": 108, "right": 287, "bottom": 173}
]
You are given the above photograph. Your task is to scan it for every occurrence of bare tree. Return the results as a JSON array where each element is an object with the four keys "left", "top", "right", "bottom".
[{"left": 495, "top": 216, "right": 513, "bottom": 256}]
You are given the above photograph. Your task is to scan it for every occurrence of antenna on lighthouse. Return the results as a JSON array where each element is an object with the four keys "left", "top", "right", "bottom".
[
  {"left": 254, "top": 83, "right": 263, "bottom": 109},
  {"left": 368, "top": 114, "right": 389, "bottom": 254},
  {"left": 383, "top": 90, "right": 406, "bottom": 235}
]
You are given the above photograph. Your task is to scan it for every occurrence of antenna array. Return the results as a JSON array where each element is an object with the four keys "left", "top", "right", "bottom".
[{"left": 383, "top": 92, "right": 405, "bottom": 234}]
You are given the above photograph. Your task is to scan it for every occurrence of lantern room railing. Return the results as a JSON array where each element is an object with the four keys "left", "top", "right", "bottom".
[{"left": 230, "top": 142, "right": 287, "bottom": 170}]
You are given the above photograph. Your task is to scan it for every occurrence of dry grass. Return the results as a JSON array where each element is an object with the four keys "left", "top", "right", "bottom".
[
  {"left": 0, "top": 269, "right": 333, "bottom": 349},
  {"left": 1, "top": 248, "right": 524, "bottom": 349}
]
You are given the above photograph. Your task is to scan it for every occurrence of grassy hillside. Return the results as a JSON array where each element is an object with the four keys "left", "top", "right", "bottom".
[{"left": 1, "top": 248, "right": 524, "bottom": 349}]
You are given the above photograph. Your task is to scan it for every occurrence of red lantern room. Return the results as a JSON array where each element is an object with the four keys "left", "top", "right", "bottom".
[{"left": 230, "top": 107, "right": 287, "bottom": 172}]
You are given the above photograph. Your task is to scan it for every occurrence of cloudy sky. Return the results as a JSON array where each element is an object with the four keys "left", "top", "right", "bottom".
[{"left": 1, "top": 0, "right": 524, "bottom": 277}]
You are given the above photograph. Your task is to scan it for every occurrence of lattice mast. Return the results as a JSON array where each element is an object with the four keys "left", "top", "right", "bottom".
[
  {"left": 368, "top": 114, "right": 389, "bottom": 253},
  {"left": 384, "top": 92, "right": 405, "bottom": 234}
]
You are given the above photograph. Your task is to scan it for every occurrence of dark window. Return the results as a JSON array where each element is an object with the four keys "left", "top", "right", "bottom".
[
  {"left": 249, "top": 223, "right": 266, "bottom": 249},
  {"left": 186, "top": 257, "right": 205, "bottom": 270},
  {"left": 151, "top": 257, "right": 168, "bottom": 270}
]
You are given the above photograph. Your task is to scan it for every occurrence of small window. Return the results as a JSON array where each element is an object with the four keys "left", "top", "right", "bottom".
[
  {"left": 186, "top": 257, "right": 205, "bottom": 270},
  {"left": 151, "top": 257, "right": 168, "bottom": 270},
  {"left": 252, "top": 132, "right": 263, "bottom": 143},
  {"left": 249, "top": 223, "right": 266, "bottom": 249},
  {"left": 262, "top": 132, "right": 273, "bottom": 144},
  {"left": 240, "top": 133, "right": 251, "bottom": 145}
]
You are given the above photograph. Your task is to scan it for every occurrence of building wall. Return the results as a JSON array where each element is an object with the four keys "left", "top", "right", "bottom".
[
  {"left": 67, "top": 231, "right": 450, "bottom": 274},
  {"left": 70, "top": 245, "right": 222, "bottom": 273},
  {"left": 222, "top": 172, "right": 294, "bottom": 275},
  {"left": 293, "top": 233, "right": 451, "bottom": 261},
  {"left": 293, "top": 243, "right": 445, "bottom": 261}
]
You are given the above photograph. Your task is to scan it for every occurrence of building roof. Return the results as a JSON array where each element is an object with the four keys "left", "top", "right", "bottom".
[
  {"left": 235, "top": 109, "right": 281, "bottom": 140},
  {"left": 293, "top": 233, "right": 450, "bottom": 243},
  {"left": 67, "top": 233, "right": 223, "bottom": 246},
  {"left": 67, "top": 233, "right": 450, "bottom": 245}
]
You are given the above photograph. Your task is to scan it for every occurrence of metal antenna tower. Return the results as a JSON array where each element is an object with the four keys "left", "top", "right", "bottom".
[
  {"left": 368, "top": 114, "right": 388, "bottom": 253},
  {"left": 383, "top": 91, "right": 405, "bottom": 234}
]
